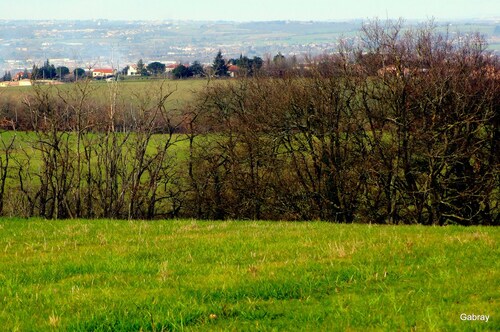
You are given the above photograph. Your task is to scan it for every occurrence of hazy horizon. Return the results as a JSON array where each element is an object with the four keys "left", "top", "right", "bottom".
[{"left": 0, "top": 0, "right": 498, "bottom": 22}]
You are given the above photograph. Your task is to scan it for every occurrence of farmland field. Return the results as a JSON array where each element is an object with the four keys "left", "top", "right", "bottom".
[
  {"left": 0, "top": 218, "right": 498, "bottom": 330},
  {"left": 0, "top": 78, "right": 209, "bottom": 103}
]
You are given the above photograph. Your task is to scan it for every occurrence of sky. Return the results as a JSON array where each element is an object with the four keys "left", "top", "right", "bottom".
[{"left": 0, "top": 0, "right": 498, "bottom": 21}]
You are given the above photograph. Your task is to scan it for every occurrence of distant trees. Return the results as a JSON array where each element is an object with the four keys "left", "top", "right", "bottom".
[
  {"left": 56, "top": 66, "right": 70, "bottom": 79},
  {"left": 172, "top": 65, "right": 192, "bottom": 79},
  {"left": 121, "top": 65, "right": 130, "bottom": 76},
  {"left": 229, "top": 55, "right": 263, "bottom": 76},
  {"left": 189, "top": 61, "right": 205, "bottom": 77},
  {"left": 116, "top": 60, "right": 207, "bottom": 79},
  {"left": 126, "top": 52, "right": 275, "bottom": 80},
  {"left": 73, "top": 68, "right": 86, "bottom": 79},
  {"left": 31, "top": 65, "right": 39, "bottom": 79},
  {"left": 1, "top": 71, "right": 11, "bottom": 81},
  {"left": 266, "top": 52, "right": 290, "bottom": 77},
  {"left": 137, "top": 59, "right": 148, "bottom": 76},
  {"left": 212, "top": 50, "right": 228, "bottom": 77},
  {"left": 22, "top": 68, "right": 30, "bottom": 79},
  {"left": 171, "top": 62, "right": 206, "bottom": 79},
  {"left": 32, "top": 59, "right": 57, "bottom": 79},
  {"left": 273, "top": 52, "right": 285, "bottom": 63},
  {"left": 147, "top": 61, "right": 166, "bottom": 76}
]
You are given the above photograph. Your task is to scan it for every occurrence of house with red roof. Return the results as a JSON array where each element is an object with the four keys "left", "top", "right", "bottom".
[
  {"left": 92, "top": 68, "right": 115, "bottom": 78},
  {"left": 13, "top": 71, "right": 31, "bottom": 81},
  {"left": 228, "top": 65, "right": 240, "bottom": 78},
  {"left": 165, "top": 63, "right": 190, "bottom": 73}
]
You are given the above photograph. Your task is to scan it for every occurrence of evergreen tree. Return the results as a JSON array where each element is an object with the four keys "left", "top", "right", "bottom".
[
  {"left": 56, "top": 66, "right": 70, "bottom": 78},
  {"left": 121, "top": 65, "right": 130, "bottom": 76},
  {"left": 33, "top": 60, "right": 57, "bottom": 79},
  {"left": 41, "top": 59, "right": 57, "bottom": 79},
  {"left": 146, "top": 61, "right": 166, "bottom": 76},
  {"left": 172, "top": 65, "right": 193, "bottom": 79},
  {"left": 232, "top": 55, "right": 263, "bottom": 76},
  {"left": 137, "top": 59, "right": 148, "bottom": 76},
  {"left": 32, "top": 65, "right": 40, "bottom": 79},
  {"left": 212, "top": 50, "right": 228, "bottom": 77},
  {"left": 2, "top": 71, "right": 11, "bottom": 81},
  {"left": 189, "top": 61, "right": 205, "bottom": 77},
  {"left": 73, "top": 68, "right": 86, "bottom": 79}
]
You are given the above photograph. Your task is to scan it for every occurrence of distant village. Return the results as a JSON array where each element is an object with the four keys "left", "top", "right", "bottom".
[
  {"left": 0, "top": 51, "right": 297, "bottom": 87},
  {"left": 2, "top": 55, "right": 272, "bottom": 88},
  {"left": 2, "top": 19, "right": 498, "bottom": 88}
]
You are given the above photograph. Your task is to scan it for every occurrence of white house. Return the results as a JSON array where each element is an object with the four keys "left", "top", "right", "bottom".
[{"left": 127, "top": 64, "right": 138, "bottom": 76}]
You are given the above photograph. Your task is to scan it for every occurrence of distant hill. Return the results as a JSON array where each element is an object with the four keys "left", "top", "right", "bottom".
[{"left": 0, "top": 19, "right": 498, "bottom": 72}]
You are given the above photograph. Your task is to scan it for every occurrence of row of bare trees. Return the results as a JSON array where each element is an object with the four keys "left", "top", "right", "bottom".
[
  {"left": 0, "top": 20, "right": 498, "bottom": 224},
  {"left": 184, "top": 20, "right": 499, "bottom": 225},
  {"left": 0, "top": 80, "right": 184, "bottom": 219}
]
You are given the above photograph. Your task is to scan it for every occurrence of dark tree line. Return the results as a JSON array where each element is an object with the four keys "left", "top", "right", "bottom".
[
  {"left": 1, "top": 71, "right": 12, "bottom": 81},
  {"left": 31, "top": 60, "right": 84, "bottom": 81},
  {"left": 129, "top": 52, "right": 264, "bottom": 80},
  {"left": 228, "top": 55, "right": 264, "bottom": 77},
  {"left": 32, "top": 60, "right": 56, "bottom": 80},
  {"left": 184, "top": 20, "right": 499, "bottom": 225},
  {"left": 171, "top": 61, "right": 205, "bottom": 79}
]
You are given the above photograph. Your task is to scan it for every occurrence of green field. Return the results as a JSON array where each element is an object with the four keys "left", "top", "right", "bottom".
[
  {"left": 0, "top": 218, "right": 498, "bottom": 330},
  {"left": 0, "top": 78, "right": 209, "bottom": 107}
]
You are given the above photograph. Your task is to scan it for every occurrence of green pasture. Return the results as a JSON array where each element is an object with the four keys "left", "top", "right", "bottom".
[
  {"left": 0, "top": 219, "right": 498, "bottom": 331},
  {"left": 0, "top": 78, "right": 208, "bottom": 190},
  {"left": 0, "top": 78, "right": 209, "bottom": 107},
  {"left": 0, "top": 131, "right": 191, "bottom": 197}
]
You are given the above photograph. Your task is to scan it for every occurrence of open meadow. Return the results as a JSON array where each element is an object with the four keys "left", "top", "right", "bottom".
[
  {"left": 0, "top": 78, "right": 207, "bottom": 106},
  {"left": 0, "top": 218, "right": 498, "bottom": 331}
]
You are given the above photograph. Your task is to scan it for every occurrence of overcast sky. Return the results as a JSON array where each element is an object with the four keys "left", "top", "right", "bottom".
[{"left": 0, "top": 0, "right": 498, "bottom": 21}]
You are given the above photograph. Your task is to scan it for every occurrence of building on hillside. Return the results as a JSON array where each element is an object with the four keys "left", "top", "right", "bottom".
[
  {"left": 13, "top": 71, "right": 31, "bottom": 81},
  {"left": 165, "top": 63, "right": 179, "bottom": 73},
  {"left": 127, "top": 64, "right": 138, "bottom": 76},
  {"left": 228, "top": 65, "right": 239, "bottom": 78},
  {"left": 92, "top": 68, "right": 115, "bottom": 78}
]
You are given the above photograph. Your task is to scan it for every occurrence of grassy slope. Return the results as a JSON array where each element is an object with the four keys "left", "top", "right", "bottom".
[
  {"left": 0, "top": 79, "right": 206, "bottom": 187},
  {"left": 0, "top": 78, "right": 209, "bottom": 111},
  {"left": 0, "top": 219, "right": 498, "bottom": 331}
]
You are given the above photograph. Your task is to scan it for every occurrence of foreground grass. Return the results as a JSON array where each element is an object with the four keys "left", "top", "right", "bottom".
[{"left": 0, "top": 219, "right": 498, "bottom": 331}]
